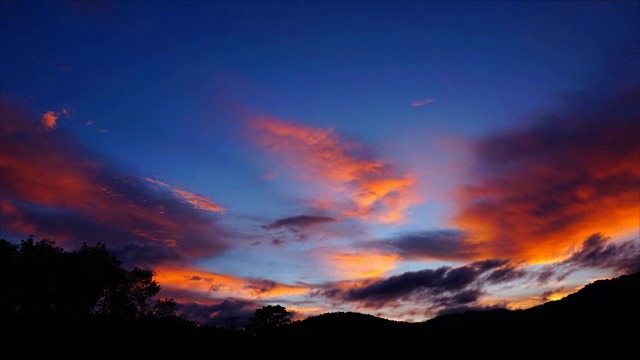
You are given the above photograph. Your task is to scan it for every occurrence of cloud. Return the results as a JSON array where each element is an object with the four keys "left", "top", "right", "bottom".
[
  {"left": 410, "top": 98, "right": 435, "bottom": 107},
  {"left": 327, "top": 251, "right": 400, "bottom": 279},
  {"left": 176, "top": 299, "right": 259, "bottom": 327},
  {"left": 534, "top": 234, "right": 640, "bottom": 283},
  {"left": 40, "top": 106, "right": 73, "bottom": 130},
  {"left": 561, "top": 234, "right": 640, "bottom": 274},
  {"left": 264, "top": 215, "right": 336, "bottom": 229},
  {"left": 261, "top": 212, "right": 361, "bottom": 243},
  {"left": 316, "top": 259, "right": 524, "bottom": 318},
  {"left": 144, "top": 177, "right": 225, "bottom": 213},
  {"left": 450, "top": 84, "right": 640, "bottom": 264},
  {"left": 0, "top": 99, "right": 230, "bottom": 268},
  {"left": 381, "top": 229, "right": 478, "bottom": 261},
  {"left": 85, "top": 119, "right": 109, "bottom": 133},
  {"left": 154, "top": 265, "right": 309, "bottom": 299},
  {"left": 152, "top": 264, "right": 311, "bottom": 325},
  {"left": 248, "top": 117, "right": 420, "bottom": 223},
  {"left": 41, "top": 111, "right": 59, "bottom": 130}
]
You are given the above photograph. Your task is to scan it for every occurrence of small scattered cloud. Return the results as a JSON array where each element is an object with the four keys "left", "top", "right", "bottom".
[
  {"left": 41, "top": 111, "right": 59, "bottom": 130},
  {"left": 40, "top": 106, "right": 73, "bottom": 130},
  {"left": 85, "top": 119, "right": 109, "bottom": 132}
]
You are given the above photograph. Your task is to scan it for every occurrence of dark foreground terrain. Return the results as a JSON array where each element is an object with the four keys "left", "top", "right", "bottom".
[
  {"left": 3, "top": 237, "right": 638, "bottom": 357},
  {"left": 7, "top": 272, "right": 639, "bottom": 357}
]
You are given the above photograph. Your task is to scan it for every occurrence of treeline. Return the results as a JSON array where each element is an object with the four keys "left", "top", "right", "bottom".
[
  {"left": 2, "top": 236, "right": 638, "bottom": 356},
  {"left": 0, "top": 236, "right": 306, "bottom": 353}
]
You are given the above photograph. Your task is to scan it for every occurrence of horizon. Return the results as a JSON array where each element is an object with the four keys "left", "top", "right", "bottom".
[{"left": 1, "top": 0, "right": 639, "bottom": 326}]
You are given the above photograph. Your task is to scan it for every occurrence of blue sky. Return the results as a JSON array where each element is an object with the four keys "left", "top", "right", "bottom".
[{"left": 1, "top": 0, "right": 639, "bottom": 325}]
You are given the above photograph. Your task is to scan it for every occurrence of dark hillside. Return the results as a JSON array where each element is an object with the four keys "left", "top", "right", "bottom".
[{"left": 288, "top": 272, "right": 640, "bottom": 356}]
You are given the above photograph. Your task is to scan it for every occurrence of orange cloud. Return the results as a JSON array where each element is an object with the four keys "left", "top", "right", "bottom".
[
  {"left": 144, "top": 177, "right": 224, "bottom": 213},
  {"left": 328, "top": 251, "right": 400, "bottom": 279},
  {"left": 41, "top": 111, "right": 59, "bottom": 130},
  {"left": 40, "top": 106, "right": 73, "bottom": 130},
  {"left": 154, "top": 266, "right": 309, "bottom": 299},
  {"left": 1, "top": 100, "right": 229, "bottom": 264},
  {"left": 249, "top": 117, "right": 420, "bottom": 223},
  {"left": 450, "top": 88, "right": 640, "bottom": 265}
]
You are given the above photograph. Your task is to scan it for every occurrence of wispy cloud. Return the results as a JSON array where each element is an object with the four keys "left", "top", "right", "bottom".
[
  {"left": 85, "top": 119, "right": 109, "bottom": 132},
  {"left": 248, "top": 117, "right": 420, "bottom": 223},
  {"left": 144, "top": 177, "right": 225, "bottom": 213},
  {"left": 410, "top": 98, "right": 435, "bottom": 107}
]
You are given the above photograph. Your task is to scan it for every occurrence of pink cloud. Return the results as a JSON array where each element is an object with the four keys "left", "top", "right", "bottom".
[{"left": 411, "top": 98, "right": 435, "bottom": 107}]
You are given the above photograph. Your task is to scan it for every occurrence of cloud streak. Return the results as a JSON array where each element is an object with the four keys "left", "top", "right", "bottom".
[
  {"left": 411, "top": 98, "right": 435, "bottom": 107},
  {"left": 144, "top": 177, "right": 225, "bottom": 213}
]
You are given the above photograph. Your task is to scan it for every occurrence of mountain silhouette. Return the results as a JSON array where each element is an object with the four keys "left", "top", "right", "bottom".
[{"left": 287, "top": 272, "right": 640, "bottom": 356}]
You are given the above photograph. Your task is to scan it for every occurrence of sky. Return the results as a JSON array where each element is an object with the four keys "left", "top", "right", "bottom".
[{"left": 1, "top": 0, "right": 639, "bottom": 326}]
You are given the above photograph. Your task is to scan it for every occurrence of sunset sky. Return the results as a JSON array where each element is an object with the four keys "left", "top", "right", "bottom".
[{"left": 1, "top": 0, "right": 639, "bottom": 326}]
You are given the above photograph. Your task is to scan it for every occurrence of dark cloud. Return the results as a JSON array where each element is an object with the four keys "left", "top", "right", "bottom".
[
  {"left": 563, "top": 233, "right": 640, "bottom": 274},
  {"left": 314, "top": 257, "right": 533, "bottom": 318},
  {"left": 322, "top": 260, "right": 517, "bottom": 306},
  {"left": 436, "top": 302, "right": 507, "bottom": 317},
  {"left": 176, "top": 299, "right": 259, "bottom": 327},
  {"left": 533, "top": 234, "right": 640, "bottom": 283},
  {"left": 264, "top": 215, "right": 337, "bottom": 229},
  {"left": 483, "top": 264, "right": 527, "bottom": 284},
  {"left": 539, "top": 288, "right": 566, "bottom": 303},
  {"left": 382, "top": 229, "right": 478, "bottom": 261},
  {"left": 0, "top": 100, "right": 231, "bottom": 268},
  {"left": 243, "top": 279, "right": 278, "bottom": 294},
  {"left": 262, "top": 214, "right": 338, "bottom": 242}
]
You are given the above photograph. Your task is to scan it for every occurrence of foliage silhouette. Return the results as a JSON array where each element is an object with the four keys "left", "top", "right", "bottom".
[
  {"left": 1, "top": 235, "right": 200, "bottom": 354},
  {"left": 0, "top": 235, "right": 176, "bottom": 322},
  {"left": 245, "top": 304, "right": 292, "bottom": 337}
]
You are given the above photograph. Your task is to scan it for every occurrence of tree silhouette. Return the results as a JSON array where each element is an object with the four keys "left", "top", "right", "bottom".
[
  {"left": 244, "top": 304, "right": 292, "bottom": 337},
  {"left": 0, "top": 235, "right": 177, "bottom": 322}
]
